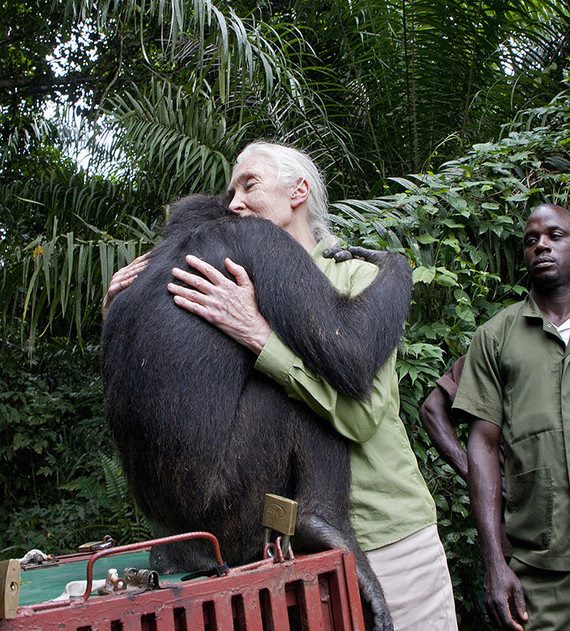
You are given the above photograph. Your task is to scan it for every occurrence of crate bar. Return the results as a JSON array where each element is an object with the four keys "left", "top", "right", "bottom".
[
  {"left": 240, "top": 591, "right": 264, "bottom": 631},
  {"left": 298, "top": 578, "right": 325, "bottom": 630},
  {"left": 342, "top": 549, "right": 366, "bottom": 630},
  {"left": 181, "top": 602, "right": 205, "bottom": 630},
  {"left": 154, "top": 605, "right": 177, "bottom": 631},
  {"left": 266, "top": 586, "right": 290, "bottom": 630}
]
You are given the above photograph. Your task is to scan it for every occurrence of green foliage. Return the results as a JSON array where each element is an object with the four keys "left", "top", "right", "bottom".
[
  {"left": 0, "top": 331, "right": 101, "bottom": 553},
  {"left": 332, "top": 91, "right": 569, "bottom": 334},
  {"left": 0, "top": 331, "right": 149, "bottom": 556},
  {"left": 257, "top": 0, "right": 569, "bottom": 191},
  {"left": 2, "top": 0, "right": 568, "bottom": 347},
  {"left": 104, "top": 80, "right": 247, "bottom": 199},
  {"left": 330, "top": 90, "right": 569, "bottom": 624}
]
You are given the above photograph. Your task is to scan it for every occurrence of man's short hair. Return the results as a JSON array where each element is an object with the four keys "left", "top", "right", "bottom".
[
  {"left": 234, "top": 141, "right": 332, "bottom": 241},
  {"left": 526, "top": 203, "right": 570, "bottom": 224}
]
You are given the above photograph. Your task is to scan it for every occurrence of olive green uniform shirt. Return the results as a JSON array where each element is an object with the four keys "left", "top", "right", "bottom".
[
  {"left": 255, "top": 240, "right": 436, "bottom": 551},
  {"left": 453, "top": 296, "right": 570, "bottom": 571}
]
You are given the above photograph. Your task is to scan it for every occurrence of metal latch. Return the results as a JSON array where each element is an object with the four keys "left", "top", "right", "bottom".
[
  {"left": 97, "top": 567, "right": 160, "bottom": 596},
  {"left": 78, "top": 535, "right": 116, "bottom": 553}
]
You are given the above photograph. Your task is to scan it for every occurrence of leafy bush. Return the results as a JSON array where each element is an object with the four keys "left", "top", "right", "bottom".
[
  {"left": 0, "top": 330, "right": 149, "bottom": 556},
  {"left": 331, "top": 91, "right": 569, "bottom": 623}
]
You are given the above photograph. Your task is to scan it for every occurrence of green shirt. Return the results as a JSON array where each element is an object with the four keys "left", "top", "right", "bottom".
[
  {"left": 453, "top": 296, "right": 570, "bottom": 571},
  {"left": 255, "top": 240, "right": 436, "bottom": 551}
]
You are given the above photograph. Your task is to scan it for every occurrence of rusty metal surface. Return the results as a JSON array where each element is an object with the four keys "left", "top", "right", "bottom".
[{"left": 0, "top": 548, "right": 366, "bottom": 631}]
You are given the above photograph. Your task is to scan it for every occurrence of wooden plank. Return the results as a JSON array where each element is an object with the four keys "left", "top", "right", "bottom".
[
  {"left": 118, "top": 614, "right": 143, "bottom": 631},
  {"left": 269, "top": 589, "right": 291, "bottom": 630},
  {"left": 299, "top": 580, "right": 324, "bottom": 630},
  {"left": 155, "top": 606, "right": 175, "bottom": 631},
  {"left": 342, "top": 551, "right": 366, "bottom": 630},
  {"left": 213, "top": 597, "right": 233, "bottom": 631},
  {"left": 183, "top": 602, "right": 206, "bottom": 630}
]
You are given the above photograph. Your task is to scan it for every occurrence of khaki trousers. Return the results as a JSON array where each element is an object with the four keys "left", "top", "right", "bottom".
[
  {"left": 367, "top": 525, "right": 458, "bottom": 631},
  {"left": 509, "top": 557, "right": 570, "bottom": 631}
]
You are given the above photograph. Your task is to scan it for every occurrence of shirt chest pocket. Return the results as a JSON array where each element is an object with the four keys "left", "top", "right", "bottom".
[{"left": 505, "top": 466, "right": 553, "bottom": 551}]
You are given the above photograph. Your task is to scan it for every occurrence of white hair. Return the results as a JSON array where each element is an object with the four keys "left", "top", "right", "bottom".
[{"left": 233, "top": 141, "right": 332, "bottom": 241}]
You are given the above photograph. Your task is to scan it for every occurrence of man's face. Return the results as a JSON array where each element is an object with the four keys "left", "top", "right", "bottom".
[
  {"left": 227, "top": 156, "right": 294, "bottom": 229},
  {"left": 523, "top": 205, "right": 570, "bottom": 291}
]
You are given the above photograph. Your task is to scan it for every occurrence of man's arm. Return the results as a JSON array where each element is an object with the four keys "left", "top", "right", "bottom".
[
  {"left": 468, "top": 419, "right": 527, "bottom": 631},
  {"left": 420, "top": 387, "right": 468, "bottom": 480}
]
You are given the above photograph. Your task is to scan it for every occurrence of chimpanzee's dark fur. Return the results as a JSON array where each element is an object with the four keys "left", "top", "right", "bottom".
[{"left": 102, "top": 195, "right": 412, "bottom": 631}]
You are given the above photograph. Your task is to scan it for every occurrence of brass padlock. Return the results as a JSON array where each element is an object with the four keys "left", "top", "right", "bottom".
[
  {"left": 262, "top": 494, "right": 298, "bottom": 536},
  {"left": 0, "top": 559, "right": 21, "bottom": 620}
]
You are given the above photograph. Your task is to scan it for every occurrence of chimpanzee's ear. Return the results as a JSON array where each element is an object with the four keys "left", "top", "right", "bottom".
[{"left": 290, "top": 178, "right": 310, "bottom": 208}]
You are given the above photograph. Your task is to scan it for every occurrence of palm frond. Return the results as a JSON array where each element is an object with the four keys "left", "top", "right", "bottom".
[{"left": 104, "top": 80, "right": 246, "bottom": 197}]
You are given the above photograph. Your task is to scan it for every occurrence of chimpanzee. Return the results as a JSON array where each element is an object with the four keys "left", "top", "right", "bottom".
[{"left": 102, "top": 195, "right": 412, "bottom": 631}]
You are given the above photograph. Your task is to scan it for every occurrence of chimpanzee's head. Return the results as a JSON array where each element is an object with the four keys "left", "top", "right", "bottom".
[{"left": 164, "top": 195, "right": 229, "bottom": 238}]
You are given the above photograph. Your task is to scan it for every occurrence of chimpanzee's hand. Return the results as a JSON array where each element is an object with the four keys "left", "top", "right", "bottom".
[
  {"left": 102, "top": 253, "right": 150, "bottom": 319},
  {"left": 485, "top": 561, "right": 528, "bottom": 631},
  {"left": 168, "top": 255, "right": 272, "bottom": 355},
  {"left": 322, "top": 245, "right": 354, "bottom": 262},
  {"left": 347, "top": 246, "right": 390, "bottom": 267},
  {"left": 323, "top": 245, "right": 391, "bottom": 268}
]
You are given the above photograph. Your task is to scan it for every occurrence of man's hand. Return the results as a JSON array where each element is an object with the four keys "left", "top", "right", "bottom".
[
  {"left": 168, "top": 254, "right": 272, "bottom": 354},
  {"left": 485, "top": 559, "right": 528, "bottom": 630},
  {"left": 102, "top": 253, "right": 150, "bottom": 319}
]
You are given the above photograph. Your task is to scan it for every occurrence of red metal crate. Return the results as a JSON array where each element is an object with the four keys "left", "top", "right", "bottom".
[{"left": 1, "top": 534, "right": 366, "bottom": 631}]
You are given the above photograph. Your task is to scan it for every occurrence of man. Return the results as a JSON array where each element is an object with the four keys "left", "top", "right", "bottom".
[
  {"left": 421, "top": 356, "right": 510, "bottom": 628},
  {"left": 104, "top": 142, "right": 457, "bottom": 630},
  {"left": 453, "top": 203, "right": 570, "bottom": 630}
]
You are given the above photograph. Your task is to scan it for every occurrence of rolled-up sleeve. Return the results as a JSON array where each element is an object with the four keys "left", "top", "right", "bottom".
[{"left": 452, "top": 327, "right": 503, "bottom": 426}]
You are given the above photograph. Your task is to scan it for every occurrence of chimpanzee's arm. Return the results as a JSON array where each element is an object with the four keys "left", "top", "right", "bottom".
[
  {"left": 232, "top": 219, "right": 412, "bottom": 399},
  {"left": 251, "top": 245, "right": 398, "bottom": 441},
  {"left": 161, "top": 211, "right": 411, "bottom": 399}
]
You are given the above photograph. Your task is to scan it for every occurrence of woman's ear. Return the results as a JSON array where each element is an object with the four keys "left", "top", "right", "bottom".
[{"left": 290, "top": 178, "right": 310, "bottom": 209}]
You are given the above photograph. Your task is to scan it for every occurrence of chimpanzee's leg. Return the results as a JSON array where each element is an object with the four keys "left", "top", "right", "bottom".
[
  {"left": 291, "top": 426, "right": 394, "bottom": 631},
  {"left": 295, "top": 512, "right": 394, "bottom": 631}
]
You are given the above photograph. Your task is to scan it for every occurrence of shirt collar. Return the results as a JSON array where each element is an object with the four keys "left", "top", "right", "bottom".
[
  {"left": 521, "top": 293, "right": 543, "bottom": 320},
  {"left": 522, "top": 293, "right": 568, "bottom": 345}
]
